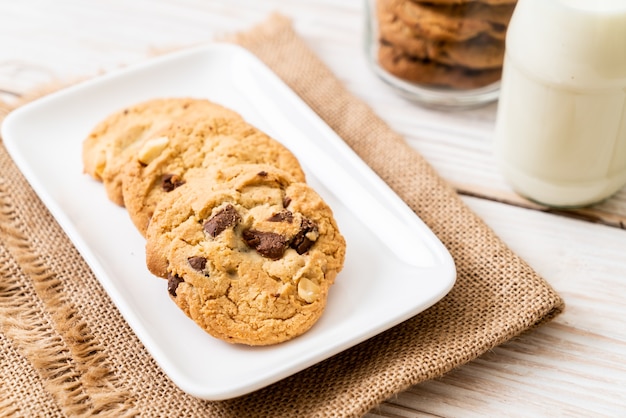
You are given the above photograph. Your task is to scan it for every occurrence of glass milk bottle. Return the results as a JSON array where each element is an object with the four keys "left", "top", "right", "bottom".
[{"left": 494, "top": 0, "right": 626, "bottom": 207}]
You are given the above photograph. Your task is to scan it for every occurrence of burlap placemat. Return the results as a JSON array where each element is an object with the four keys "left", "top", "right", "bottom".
[{"left": 0, "top": 14, "right": 563, "bottom": 418}]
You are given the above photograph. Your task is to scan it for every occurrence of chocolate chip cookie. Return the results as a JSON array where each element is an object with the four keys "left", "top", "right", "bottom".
[
  {"left": 378, "top": 10, "right": 505, "bottom": 70},
  {"left": 82, "top": 97, "right": 241, "bottom": 206},
  {"left": 121, "top": 117, "right": 306, "bottom": 236},
  {"left": 145, "top": 164, "right": 346, "bottom": 346},
  {"left": 377, "top": 42, "right": 502, "bottom": 88},
  {"left": 388, "top": 0, "right": 516, "bottom": 42}
]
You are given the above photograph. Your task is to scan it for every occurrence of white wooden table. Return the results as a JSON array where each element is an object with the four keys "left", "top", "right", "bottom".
[{"left": 2, "top": 1, "right": 625, "bottom": 416}]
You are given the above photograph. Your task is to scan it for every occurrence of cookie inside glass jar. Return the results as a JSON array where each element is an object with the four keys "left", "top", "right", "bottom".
[{"left": 366, "top": 0, "right": 518, "bottom": 108}]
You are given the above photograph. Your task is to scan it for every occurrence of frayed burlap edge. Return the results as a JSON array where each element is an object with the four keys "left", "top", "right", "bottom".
[{"left": 0, "top": 158, "right": 138, "bottom": 416}]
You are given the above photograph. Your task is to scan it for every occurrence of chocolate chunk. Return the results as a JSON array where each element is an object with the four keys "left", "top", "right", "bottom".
[
  {"left": 267, "top": 210, "right": 293, "bottom": 223},
  {"left": 257, "top": 171, "right": 268, "bottom": 177},
  {"left": 167, "top": 273, "right": 184, "bottom": 297},
  {"left": 162, "top": 173, "right": 185, "bottom": 192},
  {"left": 282, "top": 196, "right": 292, "bottom": 208},
  {"left": 242, "top": 229, "right": 289, "bottom": 260},
  {"left": 203, "top": 204, "right": 240, "bottom": 237},
  {"left": 291, "top": 218, "right": 319, "bottom": 254},
  {"left": 187, "top": 256, "right": 207, "bottom": 271}
]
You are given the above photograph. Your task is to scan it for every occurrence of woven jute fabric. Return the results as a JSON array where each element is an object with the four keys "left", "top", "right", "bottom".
[{"left": 0, "top": 14, "right": 564, "bottom": 418}]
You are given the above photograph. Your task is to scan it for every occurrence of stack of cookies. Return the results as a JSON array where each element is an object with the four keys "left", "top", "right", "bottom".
[
  {"left": 82, "top": 97, "right": 346, "bottom": 346},
  {"left": 375, "top": 0, "right": 517, "bottom": 89}
]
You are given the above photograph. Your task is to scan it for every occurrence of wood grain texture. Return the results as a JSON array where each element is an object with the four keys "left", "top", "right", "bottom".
[
  {"left": 370, "top": 198, "right": 626, "bottom": 416},
  {"left": 1, "top": 1, "right": 625, "bottom": 416}
]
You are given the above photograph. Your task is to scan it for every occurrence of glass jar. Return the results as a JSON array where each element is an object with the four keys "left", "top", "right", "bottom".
[
  {"left": 494, "top": 0, "right": 626, "bottom": 208},
  {"left": 365, "top": 0, "right": 517, "bottom": 109}
]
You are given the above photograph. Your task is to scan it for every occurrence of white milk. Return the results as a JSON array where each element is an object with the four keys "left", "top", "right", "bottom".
[{"left": 494, "top": 0, "right": 626, "bottom": 207}]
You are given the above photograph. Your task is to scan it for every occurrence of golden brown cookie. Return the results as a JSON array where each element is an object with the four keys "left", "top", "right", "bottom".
[
  {"left": 380, "top": 0, "right": 515, "bottom": 42},
  {"left": 82, "top": 97, "right": 241, "bottom": 206},
  {"left": 121, "top": 117, "right": 306, "bottom": 236},
  {"left": 378, "top": 8, "right": 505, "bottom": 69},
  {"left": 145, "top": 164, "right": 346, "bottom": 346},
  {"left": 377, "top": 41, "right": 502, "bottom": 88}
]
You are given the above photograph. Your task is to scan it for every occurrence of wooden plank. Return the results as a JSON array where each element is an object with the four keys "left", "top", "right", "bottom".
[
  {"left": 456, "top": 182, "right": 626, "bottom": 229},
  {"left": 368, "top": 196, "right": 626, "bottom": 416}
]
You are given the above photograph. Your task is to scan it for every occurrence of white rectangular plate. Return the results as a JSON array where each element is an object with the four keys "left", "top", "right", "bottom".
[{"left": 2, "top": 43, "right": 456, "bottom": 400}]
